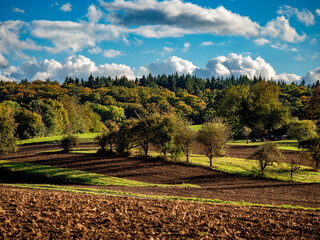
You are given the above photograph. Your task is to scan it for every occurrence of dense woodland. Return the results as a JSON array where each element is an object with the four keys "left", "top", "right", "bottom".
[{"left": 0, "top": 74, "right": 319, "bottom": 141}]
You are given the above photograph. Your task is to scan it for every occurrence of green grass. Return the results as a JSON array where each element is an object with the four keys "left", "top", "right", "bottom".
[
  {"left": 185, "top": 154, "right": 320, "bottom": 183},
  {"left": 17, "top": 133, "right": 98, "bottom": 146},
  {"left": 189, "top": 124, "right": 202, "bottom": 131},
  {"left": 0, "top": 160, "right": 198, "bottom": 188},
  {"left": 3, "top": 183, "right": 319, "bottom": 211},
  {"left": 228, "top": 139, "right": 300, "bottom": 151}
]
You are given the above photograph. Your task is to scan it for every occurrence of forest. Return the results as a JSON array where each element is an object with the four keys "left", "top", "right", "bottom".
[{"left": 0, "top": 74, "right": 319, "bottom": 141}]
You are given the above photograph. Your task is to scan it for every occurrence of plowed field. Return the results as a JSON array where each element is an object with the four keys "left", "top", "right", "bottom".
[
  {"left": 1, "top": 143, "right": 320, "bottom": 208},
  {"left": 1, "top": 186, "right": 319, "bottom": 239}
]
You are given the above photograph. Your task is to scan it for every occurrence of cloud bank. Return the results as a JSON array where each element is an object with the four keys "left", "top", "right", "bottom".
[
  {"left": 3, "top": 54, "right": 318, "bottom": 85},
  {"left": 2, "top": 55, "right": 135, "bottom": 81}
]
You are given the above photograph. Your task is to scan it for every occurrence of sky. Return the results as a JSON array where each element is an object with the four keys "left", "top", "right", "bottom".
[{"left": 0, "top": 0, "right": 320, "bottom": 84}]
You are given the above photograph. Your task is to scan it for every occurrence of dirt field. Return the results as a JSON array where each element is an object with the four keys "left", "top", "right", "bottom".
[
  {"left": 1, "top": 143, "right": 320, "bottom": 208},
  {"left": 1, "top": 185, "right": 319, "bottom": 239}
]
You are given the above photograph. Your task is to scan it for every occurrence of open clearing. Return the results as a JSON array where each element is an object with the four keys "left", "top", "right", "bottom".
[
  {"left": 1, "top": 143, "right": 319, "bottom": 208},
  {"left": 1, "top": 185, "right": 319, "bottom": 239}
]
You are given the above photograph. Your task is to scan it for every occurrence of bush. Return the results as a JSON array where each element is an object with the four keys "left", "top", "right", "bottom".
[{"left": 60, "top": 135, "right": 79, "bottom": 152}]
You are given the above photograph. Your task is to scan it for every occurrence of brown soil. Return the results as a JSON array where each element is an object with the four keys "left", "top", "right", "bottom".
[
  {"left": 1, "top": 185, "right": 319, "bottom": 239},
  {"left": 1, "top": 143, "right": 319, "bottom": 208}
]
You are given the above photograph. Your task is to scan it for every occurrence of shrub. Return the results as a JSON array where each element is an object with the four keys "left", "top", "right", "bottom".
[
  {"left": 250, "top": 143, "right": 282, "bottom": 174},
  {"left": 60, "top": 135, "right": 79, "bottom": 152}
]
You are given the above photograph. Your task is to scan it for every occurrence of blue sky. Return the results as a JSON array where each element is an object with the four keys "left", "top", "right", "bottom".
[{"left": 0, "top": 0, "right": 320, "bottom": 84}]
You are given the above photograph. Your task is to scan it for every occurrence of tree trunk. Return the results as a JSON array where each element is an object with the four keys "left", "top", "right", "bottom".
[
  {"left": 209, "top": 156, "right": 213, "bottom": 167},
  {"left": 143, "top": 142, "right": 148, "bottom": 157},
  {"left": 246, "top": 137, "right": 249, "bottom": 144},
  {"left": 109, "top": 141, "right": 113, "bottom": 152}
]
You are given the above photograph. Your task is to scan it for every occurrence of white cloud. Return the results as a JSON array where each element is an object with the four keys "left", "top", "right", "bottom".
[
  {"left": 200, "top": 41, "right": 214, "bottom": 46},
  {"left": 262, "top": 16, "right": 306, "bottom": 43},
  {"left": 3, "top": 55, "right": 135, "bottom": 82},
  {"left": 270, "top": 43, "right": 298, "bottom": 51},
  {"left": 101, "top": 1, "right": 260, "bottom": 38},
  {"left": 0, "top": 53, "right": 9, "bottom": 67},
  {"left": 182, "top": 42, "right": 190, "bottom": 52},
  {"left": 194, "top": 53, "right": 303, "bottom": 83},
  {"left": 162, "top": 47, "right": 173, "bottom": 53},
  {"left": 139, "top": 56, "right": 198, "bottom": 76},
  {"left": 60, "top": 3, "right": 72, "bottom": 12},
  {"left": 277, "top": 5, "right": 315, "bottom": 26},
  {"left": 254, "top": 38, "right": 270, "bottom": 45},
  {"left": 303, "top": 67, "right": 320, "bottom": 84},
  {"left": 12, "top": 7, "right": 25, "bottom": 13},
  {"left": 87, "top": 5, "right": 104, "bottom": 23},
  {"left": 31, "top": 20, "right": 123, "bottom": 53},
  {"left": 88, "top": 47, "right": 102, "bottom": 54},
  {"left": 194, "top": 53, "right": 277, "bottom": 80},
  {"left": 276, "top": 73, "right": 301, "bottom": 82},
  {"left": 103, "top": 49, "right": 123, "bottom": 58},
  {"left": 316, "top": 9, "right": 320, "bottom": 16},
  {"left": 0, "top": 21, "right": 41, "bottom": 56}
]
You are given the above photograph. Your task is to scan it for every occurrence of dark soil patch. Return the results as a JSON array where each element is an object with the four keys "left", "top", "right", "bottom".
[
  {"left": 0, "top": 186, "right": 319, "bottom": 239},
  {"left": 1, "top": 143, "right": 320, "bottom": 208}
]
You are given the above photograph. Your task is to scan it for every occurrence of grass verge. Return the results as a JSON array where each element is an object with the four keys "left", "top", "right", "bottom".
[
  {"left": 17, "top": 133, "right": 98, "bottom": 146},
  {"left": 228, "top": 139, "right": 299, "bottom": 151},
  {"left": 3, "top": 183, "right": 319, "bottom": 211},
  {"left": 185, "top": 154, "right": 320, "bottom": 183},
  {"left": 0, "top": 160, "right": 198, "bottom": 188}
]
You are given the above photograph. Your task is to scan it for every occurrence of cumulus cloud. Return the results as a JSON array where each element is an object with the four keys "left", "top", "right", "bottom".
[
  {"left": 253, "top": 38, "right": 270, "bottom": 45},
  {"left": 0, "top": 21, "right": 41, "bottom": 55},
  {"left": 87, "top": 4, "right": 104, "bottom": 23},
  {"left": 194, "top": 54, "right": 277, "bottom": 80},
  {"left": 262, "top": 16, "right": 306, "bottom": 43},
  {"left": 277, "top": 5, "right": 315, "bottom": 26},
  {"left": 3, "top": 55, "right": 135, "bottom": 82},
  {"left": 101, "top": 0, "right": 260, "bottom": 38},
  {"left": 60, "top": 3, "right": 72, "bottom": 12},
  {"left": 103, "top": 49, "right": 123, "bottom": 58},
  {"left": 276, "top": 73, "right": 301, "bottom": 82},
  {"left": 31, "top": 20, "right": 123, "bottom": 53},
  {"left": 303, "top": 67, "right": 320, "bottom": 84},
  {"left": 316, "top": 9, "right": 320, "bottom": 16},
  {"left": 139, "top": 56, "right": 198, "bottom": 76}
]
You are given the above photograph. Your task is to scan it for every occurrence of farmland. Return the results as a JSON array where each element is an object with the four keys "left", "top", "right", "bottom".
[{"left": 1, "top": 138, "right": 320, "bottom": 238}]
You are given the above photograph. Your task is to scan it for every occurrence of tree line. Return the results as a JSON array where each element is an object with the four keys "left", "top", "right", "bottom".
[{"left": 0, "top": 74, "right": 319, "bottom": 168}]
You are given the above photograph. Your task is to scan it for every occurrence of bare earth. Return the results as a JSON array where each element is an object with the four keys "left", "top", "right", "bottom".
[
  {"left": 0, "top": 186, "right": 319, "bottom": 239},
  {"left": 1, "top": 143, "right": 319, "bottom": 208}
]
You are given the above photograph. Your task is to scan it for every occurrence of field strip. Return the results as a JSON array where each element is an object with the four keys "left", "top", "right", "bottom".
[
  {"left": 0, "top": 160, "right": 199, "bottom": 188},
  {"left": 2, "top": 183, "right": 320, "bottom": 211}
]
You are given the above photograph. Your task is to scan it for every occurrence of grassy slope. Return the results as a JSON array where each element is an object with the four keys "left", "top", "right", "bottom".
[
  {"left": 185, "top": 154, "right": 320, "bottom": 183},
  {"left": 17, "top": 133, "right": 98, "bottom": 146}
]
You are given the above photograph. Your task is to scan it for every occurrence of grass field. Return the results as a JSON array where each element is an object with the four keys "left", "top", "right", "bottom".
[
  {"left": 17, "top": 133, "right": 98, "bottom": 146},
  {"left": 228, "top": 139, "right": 300, "bottom": 151},
  {"left": 185, "top": 154, "right": 320, "bottom": 183}
]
